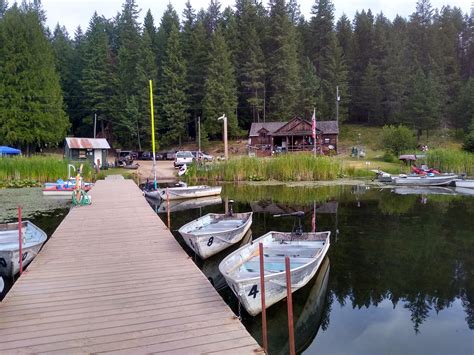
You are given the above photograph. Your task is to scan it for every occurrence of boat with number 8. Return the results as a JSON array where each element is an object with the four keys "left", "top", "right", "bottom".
[
  {"left": 219, "top": 212, "right": 330, "bottom": 316},
  {"left": 0, "top": 221, "right": 47, "bottom": 277},
  {"left": 178, "top": 205, "right": 253, "bottom": 260}
]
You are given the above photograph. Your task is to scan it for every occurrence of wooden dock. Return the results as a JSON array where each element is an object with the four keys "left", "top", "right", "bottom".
[{"left": 0, "top": 179, "right": 262, "bottom": 354}]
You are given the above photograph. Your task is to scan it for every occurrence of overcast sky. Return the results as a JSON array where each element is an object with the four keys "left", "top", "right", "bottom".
[{"left": 42, "top": 0, "right": 472, "bottom": 35}]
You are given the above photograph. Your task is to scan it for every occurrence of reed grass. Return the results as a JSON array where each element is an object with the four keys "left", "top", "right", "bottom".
[
  {"left": 0, "top": 156, "right": 93, "bottom": 182},
  {"left": 187, "top": 154, "right": 342, "bottom": 182},
  {"left": 426, "top": 149, "right": 474, "bottom": 175}
]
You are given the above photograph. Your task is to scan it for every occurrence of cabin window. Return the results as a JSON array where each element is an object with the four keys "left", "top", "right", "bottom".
[
  {"left": 324, "top": 138, "right": 330, "bottom": 144},
  {"left": 78, "top": 150, "right": 86, "bottom": 158}
]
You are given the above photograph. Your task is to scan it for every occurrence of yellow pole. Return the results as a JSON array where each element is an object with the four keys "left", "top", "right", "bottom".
[{"left": 149, "top": 80, "right": 157, "bottom": 189}]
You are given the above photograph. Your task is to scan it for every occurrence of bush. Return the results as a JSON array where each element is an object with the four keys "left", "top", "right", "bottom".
[
  {"left": 463, "top": 120, "right": 474, "bottom": 152},
  {"left": 381, "top": 125, "right": 417, "bottom": 156}
]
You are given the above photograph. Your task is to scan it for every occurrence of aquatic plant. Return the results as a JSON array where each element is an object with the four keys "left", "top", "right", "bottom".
[
  {"left": 0, "top": 156, "right": 93, "bottom": 183},
  {"left": 426, "top": 149, "right": 474, "bottom": 175}
]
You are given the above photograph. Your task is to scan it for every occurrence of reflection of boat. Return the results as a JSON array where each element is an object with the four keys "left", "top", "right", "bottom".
[
  {"left": 178, "top": 211, "right": 253, "bottom": 259},
  {"left": 455, "top": 187, "right": 474, "bottom": 196},
  {"left": 144, "top": 185, "right": 222, "bottom": 200},
  {"left": 199, "top": 230, "right": 253, "bottom": 291},
  {"left": 42, "top": 185, "right": 92, "bottom": 197},
  {"left": 150, "top": 196, "right": 222, "bottom": 213},
  {"left": 454, "top": 179, "right": 474, "bottom": 189},
  {"left": 219, "top": 225, "right": 330, "bottom": 316},
  {"left": 393, "top": 174, "right": 457, "bottom": 186},
  {"left": 248, "top": 257, "right": 330, "bottom": 355},
  {"left": 392, "top": 187, "right": 457, "bottom": 195},
  {"left": 0, "top": 221, "right": 47, "bottom": 277}
]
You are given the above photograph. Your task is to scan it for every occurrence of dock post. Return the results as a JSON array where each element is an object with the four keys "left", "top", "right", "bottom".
[
  {"left": 259, "top": 243, "right": 268, "bottom": 353},
  {"left": 18, "top": 206, "right": 23, "bottom": 275},
  {"left": 166, "top": 188, "right": 171, "bottom": 229},
  {"left": 285, "top": 256, "right": 295, "bottom": 355}
]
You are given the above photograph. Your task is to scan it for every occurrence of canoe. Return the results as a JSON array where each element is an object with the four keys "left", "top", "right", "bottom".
[
  {"left": 219, "top": 230, "right": 330, "bottom": 316},
  {"left": 0, "top": 221, "right": 47, "bottom": 277},
  {"left": 179, "top": 212, "right": 253, "bottom": 259},
  {"left": 144, "top": 185, "right": 222, "bottom": 200},
  {"left": 454, "top": 179, "right": 474, "bottom": 188},
  {"left": 147, "top": 195, "right": 222, "bottom": 213},
  {"left": 44, "top": 179, "right": 93, "bottom": 188},
  {"left": 392, "top": 174, "right": 458, "bottom": 186}
]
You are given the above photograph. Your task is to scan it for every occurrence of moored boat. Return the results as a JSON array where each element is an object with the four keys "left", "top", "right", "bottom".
[
  {"left": 179, "top": 209, "right": 253, "bottom": 260},
  {"left": 392, "top": 174, "right": 457, "bottom": 186},
  {"left": 219, "top": 212, "right": 330, "bottom": 316},
  {"left": 0, "top": 221, "right": 47, "bottom": 277},
  {"left": 149, "top": 195, "right": 222, "bottom": 213},
  {"left": 144, "top": 184, "right": 222, "bottom": 200},
  {"left": 454, "top": 179, "right": 474, "bottom": 189}
]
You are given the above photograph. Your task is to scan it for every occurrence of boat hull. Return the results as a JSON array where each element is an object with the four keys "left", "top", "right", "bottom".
[
  {"left": 144, "top": 185, "right": 222, "bottom": 200},
  {"left": 0, "top": 221, "right": 47, "bottom": 277},
  {"left": 42, "top": 186, "right": 92, "bottom": 197},
  {"left": 179, "top": 212, "right": 253, "bottom": 259},
  {"left": 393, "top": 174, "right": 457, "bottom": 186},
  {"left": 219, "top": 231, "right": 330, "bottom": 316},
  {"left": 454, "top": 179, "right": 474, "bottom": 188}
]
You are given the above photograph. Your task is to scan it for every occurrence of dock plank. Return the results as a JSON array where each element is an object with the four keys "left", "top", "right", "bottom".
[{"left": 0, "top": 179, "right": 261, "bottom": 354}]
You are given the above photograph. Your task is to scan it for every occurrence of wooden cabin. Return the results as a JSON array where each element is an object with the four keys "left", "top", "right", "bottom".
[
  {"left": 248, "top": 117, "right": 339, "bottom": 156},
  {"left": 64, "top": 138, "right": 111, "bottom": 168}
]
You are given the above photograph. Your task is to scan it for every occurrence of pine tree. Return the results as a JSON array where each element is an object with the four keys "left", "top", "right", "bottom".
[
  {"left": 336, "top": 14, "right": 352, "bottom": 59},
  {"left": 309, "top": 0, "right": 335, "bottom": 73},
  {"left": 0, "top": 4, "right": 69, "bottom": 153},
  {"left": 0, "top": 0, "right": 8, "bottom": 18},
  {"left": 69, "top": 26, "right": 87, "bottom": 135},
  {"left": 204, "top": 0, "right": 221, "bottom": 35},
  {"left": 299, "top": 57, "right": 322, "bottom": 119},
  {"left": 81, "top": 13, "right": 119, "bottom": 140},
  {"left": 156, "top": 4, "right": 180, "bottom": 81},
  {"left": 267, "top": 0, "right": 300, "bottom": 120},
  {"left": 360, "top": 61, "right": 383, "bottom": 124},
  {"left": 202, "top": 27, "right": 239, "bottom": 138},
  {"left": 160, "top": 25, "right": 188, "bottom": 146},
  {"left": 404, "top": 69, "right": 441, "bottom": 138}
]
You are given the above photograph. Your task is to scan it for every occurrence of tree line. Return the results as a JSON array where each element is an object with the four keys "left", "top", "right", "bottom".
[{"left": 0, "top": 0, "right": 472, "bottom": 150}]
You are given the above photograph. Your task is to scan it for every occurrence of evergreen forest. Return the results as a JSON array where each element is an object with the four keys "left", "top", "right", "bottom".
[{"left": 0, "top": 0, "right": 472, "bottom": 150}]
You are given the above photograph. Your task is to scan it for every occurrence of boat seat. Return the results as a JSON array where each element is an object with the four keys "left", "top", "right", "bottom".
[
  {"left": 263, "top": 246, "right": 320, "bottom": 259},
  {"left": 243, "top": 256, "right": 313, "bottom": 274}
]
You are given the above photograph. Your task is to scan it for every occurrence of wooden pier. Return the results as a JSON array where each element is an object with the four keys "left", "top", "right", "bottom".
[{"left": 0, "top": 178, "right": 262, "bottom": 354}]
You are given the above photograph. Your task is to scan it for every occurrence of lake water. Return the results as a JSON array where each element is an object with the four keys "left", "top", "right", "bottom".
[
  {"left": 1, "top": 184, "right": 472, "bottom": 354},
  {"left": 150, "top": 184, "right": 474, "bottom": 355}
]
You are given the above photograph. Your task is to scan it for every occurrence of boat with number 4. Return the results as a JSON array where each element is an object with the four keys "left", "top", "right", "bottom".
[
  {"left": 144, "top": 184, "right": 222, "bottom": 200},
  {"left": 219, "top": 212, "right": 330, "bottom": 316},
  {"left": 178, "top": 206, "right": 253, "bottom": 259},
  {"left": 0, "top": 221, "right": 47, "bottom": 277}
]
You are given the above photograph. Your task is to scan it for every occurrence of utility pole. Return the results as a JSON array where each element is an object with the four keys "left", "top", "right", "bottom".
[
  {"left": 93, "top": 113, "right": 97, "bottom": 138},
  {"left": 218, "top": 114, "right": 228, "bottom": 160},
  {"left": 198, "top": 116, "right": 201, "bottom": 154},
  {"left": 263, "top": 85, "right": 266, "bottom": 123},
  {"left": 336, "top": 86, "right": 340, "bottom": 123}
]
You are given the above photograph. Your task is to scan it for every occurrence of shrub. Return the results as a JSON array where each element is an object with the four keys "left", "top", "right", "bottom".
[
  {"left": 381, "top": 125, "right": 417, "bottom": 156},
  {"left": 463, "top": 120, "right": 474, "bottom": 152}
]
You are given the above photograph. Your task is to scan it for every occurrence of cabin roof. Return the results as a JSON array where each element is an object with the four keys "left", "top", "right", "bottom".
[
  {"left": 65, "top": 138, "right": 111, "bottom": 149},
  {"left": 249, "top": 118, "right": 339, "bottom": 136},
  {"left": 249, "top": 122, "right": 286, "bottom": 137}
]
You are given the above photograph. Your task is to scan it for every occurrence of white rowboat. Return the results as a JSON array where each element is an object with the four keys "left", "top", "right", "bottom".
[
  {"left": 150, "top": 196, "right": 222, "bottom": 213},
  {"left": 179, "top": 212, "right": 253, "bottom": 259},
  {"left": 454, "top": 179, "right": 474, "bottom": 189},
  {"left": 219, "top": 230, "right": 330, "bottom": 316},
  {"left": 0, "top": 221, "right": 47, "bottom": 277},
  {"left": 144, "top": 185, "right": 222, "bottom": 200}
]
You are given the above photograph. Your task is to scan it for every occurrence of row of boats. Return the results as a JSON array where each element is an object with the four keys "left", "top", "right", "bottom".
[
  {"left": 376, "top": 171, "right": 474, "bottom": 188},
  {"left": 144, "top": 180, "right": 331, "bottom": 316}
]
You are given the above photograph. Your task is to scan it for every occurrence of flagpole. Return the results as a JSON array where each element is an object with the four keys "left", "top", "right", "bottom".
[{"left": 149, "top": 80, "right": 157, "bottom": 189}]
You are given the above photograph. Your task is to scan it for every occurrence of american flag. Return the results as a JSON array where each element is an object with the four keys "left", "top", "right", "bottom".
[
  {"left": 311, "top": 108, "right": 316, "bottom": 140},
  {"left": 311, "top": 201, "right": 316, "bottom": 232}
]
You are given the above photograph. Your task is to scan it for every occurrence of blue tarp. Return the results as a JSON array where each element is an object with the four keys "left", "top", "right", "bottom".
[{"left": 0, "top": 146, "right": 21, "bottom": 156}]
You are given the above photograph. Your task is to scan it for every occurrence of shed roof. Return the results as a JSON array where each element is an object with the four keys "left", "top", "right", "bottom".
[{"left": 65, "top": 138, "right": 111, "bottom": 149}]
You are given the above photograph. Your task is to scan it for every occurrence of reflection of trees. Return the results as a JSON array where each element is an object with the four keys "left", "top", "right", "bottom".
[
  {"left": 378, "top": 193, "right": 417, "bottom": 215},
  {"left": 328, "top": 193, "right": 474, "bottom": 332}
]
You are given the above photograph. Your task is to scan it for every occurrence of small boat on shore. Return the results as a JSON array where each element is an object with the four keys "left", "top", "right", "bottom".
[
  {"left": 44, "top": 178, "right": 93, "bottom": 188},
  {"left": 42, "top": 185, "right": 92, "bottom": 197},
  {"left": 179, "top": 206, "right": 253, "bottom": 260},
  {"left": 392, "top": 174, "right": 457, "bottom": 186},
  {"left": 219, "top": 212, "right": 330, "bottom": 316},
  {"left": 144, "top": 184, "right": 222, "bottom": 200},
  {"left": 0, "top": 221, "right": 47, "bottom": 277}
]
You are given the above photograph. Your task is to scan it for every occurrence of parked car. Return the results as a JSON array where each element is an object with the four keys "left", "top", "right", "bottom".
[
  {"left": 174, "top": 151, "right": 194, "bottom": 168},
  {"left": 165, "top": 151, "right": 176, "bottom": 160},
  {"left": 116, "top": 150, "right": 133, "bottom": 166},
  {"left": 191, "top": 151, "right": 214, "bottom": 162},
  {"left": 140, "top": 151, "right": 152, "bottom": 160}
]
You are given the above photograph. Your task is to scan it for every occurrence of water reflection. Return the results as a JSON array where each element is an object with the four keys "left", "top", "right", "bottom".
[{"left": 158, "top": 183, "right": 474, "bottom": 354}]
